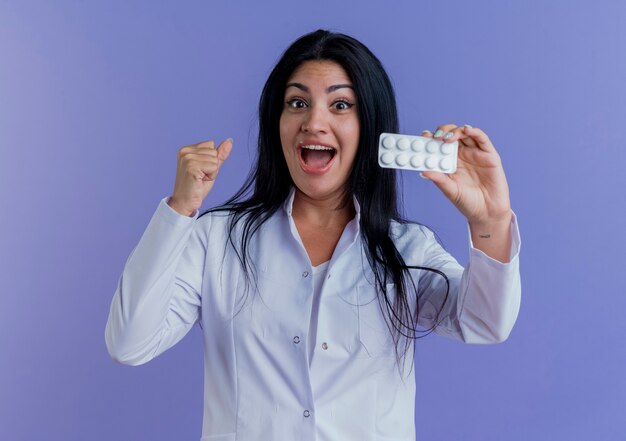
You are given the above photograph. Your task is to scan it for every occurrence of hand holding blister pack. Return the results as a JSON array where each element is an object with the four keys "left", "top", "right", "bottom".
[{"left": 378, "top": 132, "right": 458, "bottom": 173}]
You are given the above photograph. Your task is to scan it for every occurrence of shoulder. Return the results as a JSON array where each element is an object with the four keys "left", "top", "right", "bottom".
[
  {"left": 196, "top": 205, "right": 281, "bottom": 237},
  {"left": 389, "top": 219, "right": 436, "bottom": 242},
  {"left": 197, "top": 207, "right": 233, "bottom": 226},
  {"left": 386, "top": 219, "right": 454, "bottom": 268},
  {"left": 388, "top": 219, "right": 443, "bottom": 258},
  {"left": 191, "top": 208, "right": 236, "bottom": 241}
]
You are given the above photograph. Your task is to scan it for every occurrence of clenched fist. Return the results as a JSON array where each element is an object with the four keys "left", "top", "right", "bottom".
[{"left": 167, "top": 138, "right": 233, "bottom": 217}]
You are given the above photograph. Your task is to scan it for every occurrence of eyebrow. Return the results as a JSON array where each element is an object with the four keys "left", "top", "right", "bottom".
[{"left": 285, "top": 82, "right": 354, "bottom": 93}]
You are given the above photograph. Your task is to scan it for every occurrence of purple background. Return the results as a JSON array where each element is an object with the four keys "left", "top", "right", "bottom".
[{"left": 2, "top": 1, "right": 625, "bottom": 440}]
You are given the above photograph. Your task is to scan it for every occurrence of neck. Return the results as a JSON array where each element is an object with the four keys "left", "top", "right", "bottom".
[{"left": 291, "top": 188, "right": 356, "bottom": 229}]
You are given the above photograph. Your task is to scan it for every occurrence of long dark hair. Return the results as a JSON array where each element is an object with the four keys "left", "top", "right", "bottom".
[{"left": 199, "top": 29, "right": 449, "bottom": 376}]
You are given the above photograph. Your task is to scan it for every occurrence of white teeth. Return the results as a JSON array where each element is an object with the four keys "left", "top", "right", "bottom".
[{"left": 301, "top": 145, "right": 335, "bottom": 151}]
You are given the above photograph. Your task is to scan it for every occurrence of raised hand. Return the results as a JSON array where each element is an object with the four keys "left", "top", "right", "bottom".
[
  {"left": 168, "top": 138, "right": 233, "bottom": 217},
  {"left": 421, "top": 124, "right": 511, "bottom": 225},
  {"left": 421, "top": 124, "right": 513, "bottom": 262}
]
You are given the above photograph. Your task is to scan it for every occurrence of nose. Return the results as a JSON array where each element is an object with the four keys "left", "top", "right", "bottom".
[{"left": 301, "top": 104, "right": 328, "bottom": 134}]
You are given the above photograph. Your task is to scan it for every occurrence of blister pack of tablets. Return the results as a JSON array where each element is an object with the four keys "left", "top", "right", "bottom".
[{"left": 378, "top": 132, "right": 458, "bottom": 174}]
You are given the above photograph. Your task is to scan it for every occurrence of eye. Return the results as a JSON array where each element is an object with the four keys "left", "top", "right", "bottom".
[
  {"left": 286, "top": 98, "right": 307, "bottom": 109},
  {"left": 332, "top": 100, "right": 354, "bottom": 111}
]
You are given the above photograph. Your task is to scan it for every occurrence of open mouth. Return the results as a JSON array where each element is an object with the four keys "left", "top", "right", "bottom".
[{"left": 298, "top": 145, "right": 337, "bottom": 174}]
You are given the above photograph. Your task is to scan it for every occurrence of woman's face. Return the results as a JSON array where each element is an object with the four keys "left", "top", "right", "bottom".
[{"left": 279, "top": 60, "right": 360, "bottom": 202}]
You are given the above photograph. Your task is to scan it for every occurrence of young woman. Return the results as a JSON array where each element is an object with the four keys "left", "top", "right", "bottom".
[{"left": 106, "top": 29, "right": 521, "bottom": 441}]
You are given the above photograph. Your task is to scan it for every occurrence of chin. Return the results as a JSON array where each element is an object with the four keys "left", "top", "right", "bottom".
[{"left": 293, "top": 180, "right": 346, "bottom": 202}]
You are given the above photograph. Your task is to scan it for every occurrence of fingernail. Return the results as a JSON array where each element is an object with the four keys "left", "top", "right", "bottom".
[
  {"left": 419, "top": 172, "right": 429, "bottom": 180},
  {"left": 444, "top": 132, "right": 453, "bottom": 139},
  {"left": 421, "top": 130, "right": 432, "bottom": 135},
  {"left": 434, "top": 129, "right": 443, "bottom": 138},
  {"left": 227, "top": 137, "right": 234, "bottom": 142},
  {"left": 463, "top": 124, "right": 472, "bottom": 128}
]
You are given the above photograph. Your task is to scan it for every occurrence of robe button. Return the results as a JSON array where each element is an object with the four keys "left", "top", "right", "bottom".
[
  {"left": 322, "top": 342, "right": 328, "bottom": 350},
  {"left": 303, "top": 410, "right": 311, "bottom": 417},
  {"left": 293, "top": 336, "right": 300, "bottom": 344}
]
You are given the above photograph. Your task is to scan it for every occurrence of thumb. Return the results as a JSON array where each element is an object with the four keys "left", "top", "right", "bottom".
[
  {"left": 421, "top": 171, "right": 458, "bottom": 201},
  {"left": 217, "top": 138, "right": 233, "bottom": 166}
]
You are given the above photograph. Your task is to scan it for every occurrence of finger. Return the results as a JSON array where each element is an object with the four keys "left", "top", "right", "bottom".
[
  {"left": 421, "top": 129, "right": 434, "bottom": 138},
  {"left": 178, "top": 140, "right": 215, "bottom": 158},
  {"left": 437, "top": 126, "right": 465, "bottom": 143},
  {"left": 182, "top": 147, "right": 217, "bottom": 156},
  {"left": 199, "top": 156, "right": 220, "bottom": 181},
  {"left": 433, "top": 123, "right": 459, "bottom": 139},
  {"left": 460, "top": 126, "right": 496, "bottom": 153},
  {"left": 216, "top": 138, "right": 233, "bottom": 166},
  {"left": 420, "top": 170, "right": 459, "bottom": 202},
  {"left": 185, "top": 152, "right": 218, "bottom": 165},
  {"left": 195, "top": 140, "right": 216, "bottom": 149}
]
